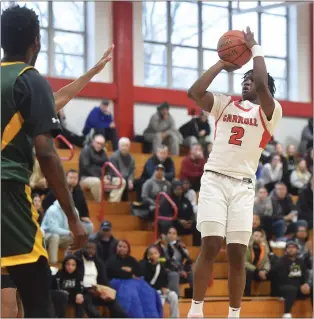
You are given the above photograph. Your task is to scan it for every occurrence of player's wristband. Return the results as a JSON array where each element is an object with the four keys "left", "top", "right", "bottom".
[{"left": 251, "top": 45, "right": 264, "bottom": 58}]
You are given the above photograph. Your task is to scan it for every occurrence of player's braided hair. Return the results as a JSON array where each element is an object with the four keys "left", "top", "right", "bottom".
[
  {"left": 243, "top": 70, "right": 276, "bottom": 97},
  {"left": 1, "top": 5, "right": 40, "bottom": 57}
]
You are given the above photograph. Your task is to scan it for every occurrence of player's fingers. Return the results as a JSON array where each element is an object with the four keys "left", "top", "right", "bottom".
[{"left": 103, "top": 44, "right": 114, "bottom": 58}]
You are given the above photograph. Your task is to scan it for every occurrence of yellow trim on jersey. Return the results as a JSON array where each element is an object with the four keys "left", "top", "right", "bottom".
[
  {"left": 1, "top": 112, "right": 24, "bottom": 151},
  {"left": 1, "top": 65, "right": 34, "bottom": 151},
  {"left": 18, "top": 66, "right": 33, "bottom": 76},
  {"left": 1, "top": 185, "right": 48, "bottom": 267},
  {"left": 1, "top": 61, "right": 25, "bottom": 66}
]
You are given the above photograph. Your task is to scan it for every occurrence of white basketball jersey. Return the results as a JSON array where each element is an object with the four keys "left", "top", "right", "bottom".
[{"left": 204, "top": 93, "right": 282, "bottom": 180}]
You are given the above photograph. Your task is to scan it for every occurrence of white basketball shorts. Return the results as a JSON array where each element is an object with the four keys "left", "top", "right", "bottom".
[{"left": 197, "top": 171, "right": 255, "bottom": 241}]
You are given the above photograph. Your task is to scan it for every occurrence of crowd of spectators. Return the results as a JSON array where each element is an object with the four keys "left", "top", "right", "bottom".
[{"left": 28, "top": 100, "right": 313, "bottom": 317}]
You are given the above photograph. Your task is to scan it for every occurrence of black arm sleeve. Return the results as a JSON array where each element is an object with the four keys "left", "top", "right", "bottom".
[{"left": 14, "top": 69, "right": 61, "bottom": 138}]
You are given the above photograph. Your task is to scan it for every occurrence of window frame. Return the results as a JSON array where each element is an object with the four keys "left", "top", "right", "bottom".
[
  {"left": 1, "top": 1, "right": 87, "bottom": 77},
  {"left": 143, "top": 1, "right": 289, "bottom": 99}
]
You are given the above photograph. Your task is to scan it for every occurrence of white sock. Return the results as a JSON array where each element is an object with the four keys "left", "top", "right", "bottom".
[
  {"left": 228, "top": 306, "right": 241, "bottom": 318},
  {"left": 190, "top": 300, "right": 204, "bottom": 314}
]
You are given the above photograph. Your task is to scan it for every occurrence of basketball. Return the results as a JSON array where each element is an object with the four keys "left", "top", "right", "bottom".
[{"left": 217, "top": 30, "right": 252, "bottom": 67}]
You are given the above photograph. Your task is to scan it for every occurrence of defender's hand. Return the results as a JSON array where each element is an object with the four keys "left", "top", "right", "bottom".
[
  {"left": 242, "top": 26, "right": 258, "bottom": 49},
  {"left": 69, "top": 219, "right": 88, "bottom": 250},
  {"left": 92, "top": 44, "right": 115, "bottom": 74}
]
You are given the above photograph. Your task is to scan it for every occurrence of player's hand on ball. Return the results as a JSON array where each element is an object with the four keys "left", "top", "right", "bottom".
[
  {"left": 69, "top": 218, "right": 88, "bottom": 250},
  {"left": 220, "top": 60, "right": 241, "bottom": 73},
  {"left": 93, "top": 44, "right": 115, "bottom": 74},
  {"left": 242, "top": 26, "right": 258, "bottom": 49}
]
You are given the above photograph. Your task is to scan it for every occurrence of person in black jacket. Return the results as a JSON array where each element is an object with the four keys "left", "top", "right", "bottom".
[
  {"left": 297, "top": 177, "right": 313, "bottom": 229},
  {"left": 159, "top": 180, "right": 200, "bottom": 245},
  {"left": 271, "top": 240, "right": 312, "bottom": 317},
  {"left": 75, "top": 240, "right": 127, "bottom": 318},
  {"left": 43, "top": 169, "right": 94, "bottom": 234},
  {"left": 51, "top": 255, "right": 85, "bottom": 317},
  {"left": 141, "top": 246, "right": 180, "bottom": 318},
  {"left": 106, "top": 240, "right": 142, "bottom": 280},
  {"left": 79, "top": 134, "right": 126, "bottom": 203},
  {"left": 135, "top": 145, "right": 175, "bottom": 201},
  {"left": 89, "top": 220, "right": 118, "bottom": 263}
]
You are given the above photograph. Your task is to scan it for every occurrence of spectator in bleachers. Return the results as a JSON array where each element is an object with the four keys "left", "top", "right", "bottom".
[
  {"left": 43, "top": 169, "right": 94, "bottom": 234},
  {"left": 273, "top": 143, "right": 288, "bottom": 172},
  {"left": 290, "top": 159, "right": 311, "bottom": 195},
  {"left": 110, "top": 137, "right": 135, "bottom": 201},
  {"left": 136, "top": 145, "right": 175, "bottom": 201},
  {"left": 244, "top": 229, "right": 270, "bottom": 296},
  {"left": 260, "top": 154, "right": 283, "bottom": 193},
  {"left": 160, "top": 227, "right": 194, "bottom": 292},
  {"left": 159, "top": 180, "right": 200, "bottom": 245},
  {"left": 296, "top": 177, "right": 313, "bottom": 229},
  {"left": 298, "top": 118, "right": 313, "bottom": 155},
  {"left": 32, "top": 193, "right": 45, "bottom": 225},
  {"left": 254, "top": 187, "right": 273, "bottom": 217},
  {"left": 106, "top": 240, "right": 163, "bottom": 318},
  {"left": 180, "top": 143, "right": 206, "bottom": 192},
  {"left": 271, "top": 183, "right": 298, "bottom": 240},
  {"left": 143, "top": 102, "right": 182, "bottom": 155},
  {"left": 182, "top": 179, "right": 198, "bottom": 215},
  {"left": 89, "top": 221, "right": 118, "bottom": 263},
  {"left": 30, "top": 159, "right": 48, "bottom": 196},
  {"left": 79, "top": 134, "right": 126, "bottom": 203},
  {"left": 82, "top": 100, "right": 118, "bottom": 150},
  {"left": 141, "top": 245, "right": 180, "bottom": 318},
  {"left": 74, "top": 239, "right": 128, "bottom": 318},
  {"left": 271, "top": 240, "right": 312, "bottom": 318},
  {"left": 294, "top": 225, "right": 312, "bottom": 268},
  {"left": 260, "top": 136, "right": 278, "bottom": 164},
  {"left": 179, "top": 111, "right": 210, "bottom": 148},
  {"left": 58, "top": 109, "right": 85, "bottom": 148},
  {"left": 283, "top": 144, "right": 298, "bottom": 190},
  {"left": 51, "top": 255, "right": 85, "bottom": 318},
  {"left": 41, "top": 200, "right": 76, "bottom": 264},
  {"left": 141, "top": 164, "right": 171, "bottom": 219}
]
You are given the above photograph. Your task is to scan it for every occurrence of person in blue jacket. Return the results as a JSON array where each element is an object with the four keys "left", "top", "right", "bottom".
[{"left": 83, "top": 100, "right": 118, "bottom": 150}]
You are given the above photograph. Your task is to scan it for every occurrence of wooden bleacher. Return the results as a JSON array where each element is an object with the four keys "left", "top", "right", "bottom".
[{"left": 56, "top": 143, "right": 312, "bottom": 318}]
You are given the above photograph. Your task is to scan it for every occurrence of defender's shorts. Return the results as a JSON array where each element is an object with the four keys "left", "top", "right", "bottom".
[
  {"left": 197, "top": 171, "right": 255, "bottom": 240},
  {"left": 1, "top": 181, "right": 48, "bottom": 267}
]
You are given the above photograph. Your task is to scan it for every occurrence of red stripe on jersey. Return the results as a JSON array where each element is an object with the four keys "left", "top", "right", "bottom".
[
  {"left": 214, "top": 102, "right": 231, "bottom": 140},
  {"left": 258, "top": 107, "right": 272, "bottom": 149},
  {"left": 234, "top": 101, "right": 253, "bottom": 112}
]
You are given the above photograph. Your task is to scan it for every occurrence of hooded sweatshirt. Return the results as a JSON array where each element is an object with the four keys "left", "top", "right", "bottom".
[
  {"left": 142, "top": 177, "right": 171, "bottom": 207},
  {"left": 52, "top": 255, "right": 83, "bottom": 303},
  {"left": 41, "top": 201, "right": 79, "bottom": 236}
]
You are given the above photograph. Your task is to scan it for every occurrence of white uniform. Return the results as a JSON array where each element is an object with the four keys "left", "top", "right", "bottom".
[{"left": 197, "top": 93, "right": 282, "bottom": 244}]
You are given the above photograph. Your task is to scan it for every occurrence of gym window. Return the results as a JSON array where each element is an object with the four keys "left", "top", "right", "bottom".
[
  {"left": 1, "top": 1, "right": 87, "bottom": 78},
  {"left": 143, "top": 1, "right": 288, "bottom": 99}
]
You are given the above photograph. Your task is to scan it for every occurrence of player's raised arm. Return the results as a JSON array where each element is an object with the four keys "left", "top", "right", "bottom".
[
  {"left": 243, "top": 27, "right": 275, "bottom": 120},
  {"left": 188, "top": 61, "right": 240, "bottom": 113},
  {"left": 53, "top": 45, "right": 114, "bottom": 112}
]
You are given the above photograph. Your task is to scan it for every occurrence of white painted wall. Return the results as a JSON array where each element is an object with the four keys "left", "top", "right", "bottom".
[{"left": 61, "top": 2, "right": 311, "bottom": 149}]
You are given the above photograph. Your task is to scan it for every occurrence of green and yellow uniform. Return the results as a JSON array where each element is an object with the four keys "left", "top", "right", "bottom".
[{"left": 1, "top": 62, "right": 61, "bottom": 267}]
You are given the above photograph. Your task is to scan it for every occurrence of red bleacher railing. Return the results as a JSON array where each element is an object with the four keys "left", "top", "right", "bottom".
[
  {"left": 153, "top": 192, "right": 178, "bottom": 242},
  {"left": 55, "top": 135, "right": 74, "bottom": 161},
  {"left": 98, "top": 162, "right": 123, "bottom": 222}
]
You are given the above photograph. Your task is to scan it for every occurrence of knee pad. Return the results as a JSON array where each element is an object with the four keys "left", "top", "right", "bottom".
[
  {"left": 226, "top": 231, "right": 252, "bottom": 246},
  {"left": 200, "top": 221, "right": 226, "bottom": 239}
]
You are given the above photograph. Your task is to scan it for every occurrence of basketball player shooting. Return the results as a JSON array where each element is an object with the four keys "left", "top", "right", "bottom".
[{"left": 187, "top": 27, "right": 282, "bottom": 318}]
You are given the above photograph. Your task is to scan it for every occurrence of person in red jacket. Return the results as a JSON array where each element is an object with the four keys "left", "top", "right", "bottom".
[{"left": 180, "top": 144, "right": 206, "bottom": 192}]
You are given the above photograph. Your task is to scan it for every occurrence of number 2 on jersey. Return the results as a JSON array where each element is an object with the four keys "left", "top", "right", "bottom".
[{"left": 228, "top": 126, "right": 245, "bottom": 146}]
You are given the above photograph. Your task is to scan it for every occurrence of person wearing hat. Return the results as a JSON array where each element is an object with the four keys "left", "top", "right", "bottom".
[
  {"left": 271, "top": 240, "right": 312, "bottom": 318},
  {"left": 143, "top": 101, "right": 182, "bottom": 155},
  {"left": 89, "top": 221, "right": 118, "bottom": 263},
  {"left": 141, "top": 164, "right": 171, "bottom": 219}
]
